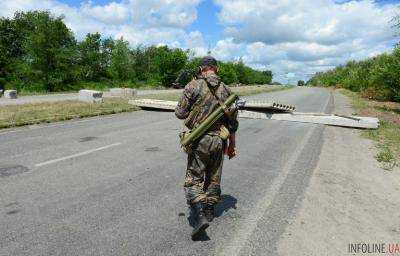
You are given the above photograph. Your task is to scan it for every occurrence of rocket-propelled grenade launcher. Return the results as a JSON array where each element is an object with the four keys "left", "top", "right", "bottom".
[{"left": 180, "top": 93, "right": 239, "bottom": 147}]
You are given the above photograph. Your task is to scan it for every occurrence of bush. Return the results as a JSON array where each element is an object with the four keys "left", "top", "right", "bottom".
[
  {"left": 308, "top": 46, "right": 400, "bottom": 102},
  {"left": 219, "top": 62, "right": 238, "bottom": 85}
]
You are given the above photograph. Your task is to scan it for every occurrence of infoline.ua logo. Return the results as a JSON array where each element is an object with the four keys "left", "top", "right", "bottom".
[{"left": 348, "top": 243, "right": 400, "bottom": 254}]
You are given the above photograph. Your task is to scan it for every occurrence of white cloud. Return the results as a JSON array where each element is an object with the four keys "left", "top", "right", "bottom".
[
  {"left": 115, "top": 26, "right": 187, "bottom": 47},
  {"left": 212, "top": 38, "right": 245, "bottom": 61},
  {"left": 185, "top": 31, "right": 209, "bottom": 57},
  {"left": 1, "top": 0, "right": 399, "bottom": 83},
  {"left": 214, "top": 0, "right": 399, "bottom": 82},
  {"left": 215, "top": 0, "right": 396, "bottom": 45},
  {"left": 243, "top": 42, "right": 286, "bottom": 63},
  {"left": 81, "top": 2, "right": 129, "bottom": 24},
  {"left": 186, "top": 31, "right": 205, "bottom": 48},
  {"left": 129, "top": 0, "right": 201, "bottom": 28},
  {"left": 0, "top": 0, "right": 202, "bottom": 47}
]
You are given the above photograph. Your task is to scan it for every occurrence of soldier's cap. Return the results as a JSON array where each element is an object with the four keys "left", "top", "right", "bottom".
[{"left": 201, "top": 56, "right": 218, "bottom": 67}]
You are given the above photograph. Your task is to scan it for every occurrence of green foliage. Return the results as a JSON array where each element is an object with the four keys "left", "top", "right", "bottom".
[
  {"left": 107, "top": 38, "right": 135, "bottom": 81},
  {"left": 78, "top": 33, "right": 106, "bottom": 81},
  {"left": 131, "top": 45, "right": 159, "bottom": 82},
  {"left": 297, "top": 80, "right": 305, "bottom": 86},
  {"left": 219, "top": 62, "right": 238, "bottom": 85},
  {"left": 0, "top": 10, "right": 273, "bottom": 92},
  {"left": 308, "top": 47, "right": 400, "bottom": 102},
  {"left": 232, "top": 60, "right": 272, "bottom": 84},
  {"left": 154, "top": 46, "right": 188, "bottom": 87},
  {"left": 172, "top": 57, "right": 201, "bottom": 87},
  {"left": 22, "top": 11, "right": 77, "bottom": 91},
  {"left": 1, "top": 11, "right": 78, "bottom": 92}
]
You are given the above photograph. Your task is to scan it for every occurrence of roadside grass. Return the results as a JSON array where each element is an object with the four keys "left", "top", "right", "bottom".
[
  {"left": 17, "top": 81, "right": 162, "bottom": 96},
  {"left": 0, "top": 85, "right": 292, "bottom": 130},
  {"left": 136, "top": 85, "right": 293, "bottom": 101},
  {"left": 340, "top": 89, "right": 400, "bottom": 170},
  {"left": 0, "top": 98, "right": 138, "bottom": 129}
]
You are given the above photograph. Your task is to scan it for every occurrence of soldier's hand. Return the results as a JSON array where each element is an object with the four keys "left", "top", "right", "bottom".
[
  {"left": 226, "top": 133, "right": 237, "bottom": 159},
  {"left": 227, "top": 145, "right": 237, "bottom": 159}
]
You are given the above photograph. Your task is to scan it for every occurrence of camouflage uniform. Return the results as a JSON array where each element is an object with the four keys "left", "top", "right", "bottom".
[{"left": 175, "top": 72, "right": 239, "bottom": 206}]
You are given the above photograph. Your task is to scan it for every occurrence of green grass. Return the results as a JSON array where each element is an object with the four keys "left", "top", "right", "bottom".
[
  {"left": 1, "top": 85, "right": 292, "bottom": 130},
  {"left": 341, "top": 89, "right": 400, "bottom": 170},
  {"left": 17, "top": 81, "right": 163, "bottom": 96},
  {"left": 376, "top": 145, "right": 396, "bottom": 170},
  {"left": 341, "top": 90, "right": 368, "bottom": 111},
  {"left": 0, "top": 98, "right": 138, "bottom": 129}
]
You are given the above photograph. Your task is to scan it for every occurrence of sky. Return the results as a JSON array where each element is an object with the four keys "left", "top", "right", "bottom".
[{"left": 1, "top": 0, "right": 399, "bottom": 83}]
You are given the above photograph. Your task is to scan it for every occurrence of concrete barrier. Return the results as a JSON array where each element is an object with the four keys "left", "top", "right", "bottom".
[
  {"left": 109, "top": 88, "right": 137, "bottom": 98},
  {"left": 4, "top": 90, "right": 18, "bottom": 99},
  {"left": 78, "top": 89, "right": 103, "bottom": 103}
]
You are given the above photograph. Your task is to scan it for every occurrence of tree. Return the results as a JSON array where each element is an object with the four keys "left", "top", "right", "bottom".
[
  {"left": 16, "top": 11, "right": 78, "bottom": 91},
  {"left": 0, "top": 18, "right": 23, "bottom": 78},
  {"left": 100, "top": 37, "right": 115, "bottom": 76},
  {"left": 0, "top": 10, "right": 273, "bottom": 92},
  {"left": 108, "top": 38, "right": 135, "bottom": 81},
  {"left": 219, "top": 62, "right": 238, "bottom": 85},
  {"left": 131, "top": 45, "right": 160, "bottom": 82},
  {"left": 78, "top": 33, "right": 104, "bottom": 81},
  {"left": 297, "top": 80, "right": 305, "bottom": 86},
  {"left": 308, "top": 46, "right": 400, "bottom": 102},
  {"left": 154, "top": 46, "right": 188, "bottom": 87},
  {"left": 261, "top": 70, "right": 273, "bottom": 84},
  {"left": 234, "top": 59, "right": 249, "bottom": 84}
]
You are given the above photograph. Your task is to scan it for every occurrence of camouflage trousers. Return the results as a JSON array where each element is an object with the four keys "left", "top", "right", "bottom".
[{"left": 184, "top": 134, "right": 225, "bottom": 205}]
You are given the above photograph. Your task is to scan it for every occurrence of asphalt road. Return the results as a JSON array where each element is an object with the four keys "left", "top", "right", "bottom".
[{"left": 0, "top": 87, "right": 332, "bottom": 256}]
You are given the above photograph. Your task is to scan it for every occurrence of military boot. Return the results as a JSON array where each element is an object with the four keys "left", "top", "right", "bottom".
[
  {"left": 204, "top": 203, "right": 215, "bottom": 222},
  {"left": 191, "top": 203, "right": 209, "bottom": 240}
]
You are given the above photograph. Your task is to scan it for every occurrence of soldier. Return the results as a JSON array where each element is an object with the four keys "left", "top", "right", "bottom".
[{"left": 175, "top": 56, "right": 239, "bottom": 239}]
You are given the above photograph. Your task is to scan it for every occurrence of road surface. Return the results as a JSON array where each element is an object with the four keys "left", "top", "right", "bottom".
[{"left": 0, "top": 87, "right": 332, "bottom": 256}]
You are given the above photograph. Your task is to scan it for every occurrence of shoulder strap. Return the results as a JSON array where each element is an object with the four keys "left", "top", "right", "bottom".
[{"left": 202, "top": 78, "right": 235, "bottom": 120}]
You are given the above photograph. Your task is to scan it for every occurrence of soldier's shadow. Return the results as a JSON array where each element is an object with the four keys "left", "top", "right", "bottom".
[
  {"left": 188, "top": 194, "right": 237, "bottom": 241},
  {"left": 215, "top": 194, "right": 237, "bottom": 218}
]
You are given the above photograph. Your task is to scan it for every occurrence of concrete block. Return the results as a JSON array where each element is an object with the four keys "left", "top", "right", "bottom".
[
  {"left": 109, "top": 88, "right": 137, "bottom": 98},
  {"left": 4, "top": 90, "right": 18, "bottom": 99},
  {"left": 78, "top": 89, "right": 103, "bottom": 103}
]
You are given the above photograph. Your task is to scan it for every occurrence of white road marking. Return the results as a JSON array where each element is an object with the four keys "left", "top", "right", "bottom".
[
  {"left": 35, "top": 142, "right": 122, "bottom": 167},
  {"left": 216, "top": 92, "right": 332, "bottom": 256}
]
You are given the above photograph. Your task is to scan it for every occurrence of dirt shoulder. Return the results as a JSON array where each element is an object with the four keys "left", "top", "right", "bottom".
[
  {"left": 278, "top": 91, "right": 400, "bottom": 256},
  {"left": 340, "top": 89, "right": 400, "bottom": 170}
]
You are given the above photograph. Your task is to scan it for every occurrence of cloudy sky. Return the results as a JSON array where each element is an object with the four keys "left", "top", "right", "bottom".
[{"left": 1, "top": 0, "right": 399, "bottom": 83}]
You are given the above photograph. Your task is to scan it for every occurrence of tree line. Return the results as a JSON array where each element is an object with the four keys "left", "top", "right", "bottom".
[
  {"left": 307, "top": 47, "right": 400, "bottom": 102},
  {"left": 0, "top": 11, "right": 273, "bottom": 93}
]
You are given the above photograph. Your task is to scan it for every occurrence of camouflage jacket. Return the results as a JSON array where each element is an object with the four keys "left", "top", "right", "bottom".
[{"left": 175, "top": 72, "right": 239, "bottom": 133}]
